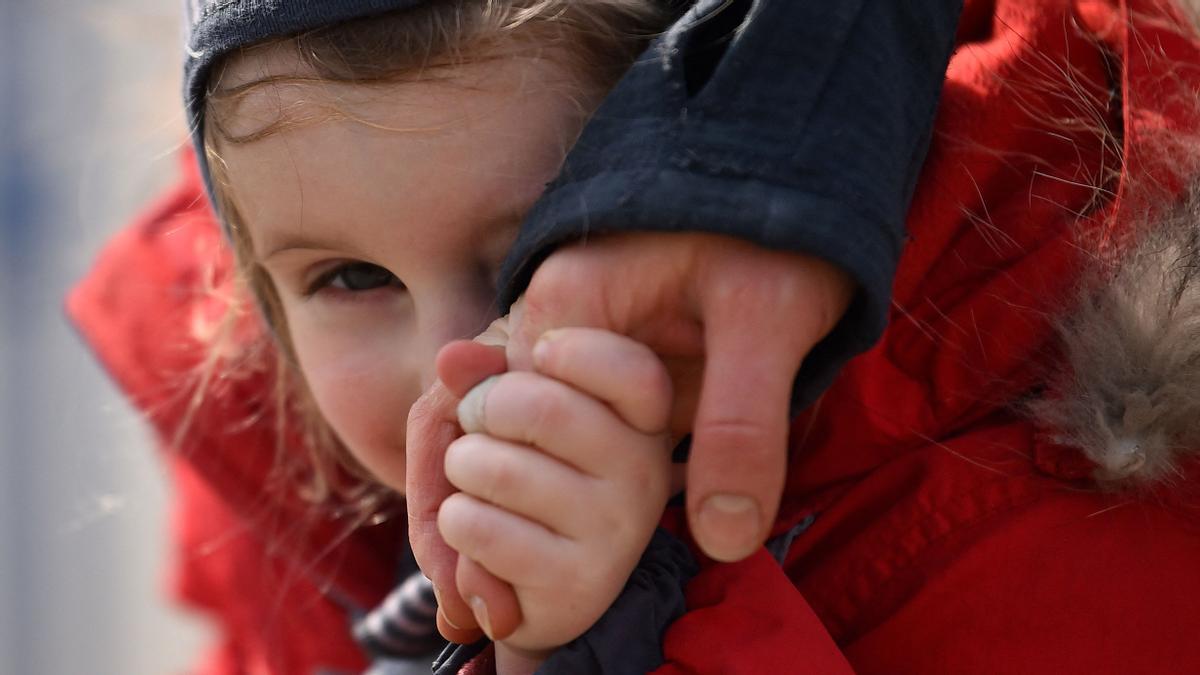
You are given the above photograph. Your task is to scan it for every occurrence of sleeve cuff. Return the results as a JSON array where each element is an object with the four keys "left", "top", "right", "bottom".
[{"left": 498, "top": 167, "right": 899, "bottom": 411}]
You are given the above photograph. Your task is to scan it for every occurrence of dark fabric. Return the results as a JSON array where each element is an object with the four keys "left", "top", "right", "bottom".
[
  {"left": 354, "top": 571, "right": 445, "bottom": 660},
  {"left": 432, "top": 639, "right": 490, "bottom": 675},
  {"left": 497, "top": 0, "right": 964, "bottom": 411},
  {"left": 433, "top": 529, "right": 697, "bottom": 675}
]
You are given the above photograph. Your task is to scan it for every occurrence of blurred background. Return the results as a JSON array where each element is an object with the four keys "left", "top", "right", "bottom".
[{"left": 1, "top": 1, "right": 213, "bottom": 672}]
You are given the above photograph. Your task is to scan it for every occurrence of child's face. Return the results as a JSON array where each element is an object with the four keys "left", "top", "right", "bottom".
[{"left": 215, "top": 48, "right": 598, "bottom": 492}]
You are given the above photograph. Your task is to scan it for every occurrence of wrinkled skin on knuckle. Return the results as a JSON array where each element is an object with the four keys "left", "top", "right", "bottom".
[
  {"left": 407, "top": 389, "right": 439, "bottom": 428},
  {"left": 704, "top": 248, "right": 851, "bottom": 347},
  {"left": 695, "top": 416, "right": 776, "bottom": 456},
  {"left": 519, "top": 249, "right": 613, "bottom": 335},
  {"left": 524, "top": 253, "right": 594, "bottom": 315},
  {"left": 711, "top": 264, "right": 803, "bottom": 313}
]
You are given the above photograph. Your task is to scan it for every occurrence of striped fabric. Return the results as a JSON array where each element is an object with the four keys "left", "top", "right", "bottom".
[{"left": 354, "top": 571, "right": 445, "bottom": 659}]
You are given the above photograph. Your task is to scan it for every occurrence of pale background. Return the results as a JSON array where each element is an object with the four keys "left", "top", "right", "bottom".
[{"left": 1, "top": 0, "right": 214, "bottom": 672}]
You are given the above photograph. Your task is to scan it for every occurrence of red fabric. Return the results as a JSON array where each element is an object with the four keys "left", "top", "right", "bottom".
[
  {"left": 67, "top": 0, "right": 1200, "bottom": 673},
  {"left": 66, "top": 153, "right": 406, "bottom": 674},
  {"left": 653, "top": 0, "right": 1200, "bottom": 673}
]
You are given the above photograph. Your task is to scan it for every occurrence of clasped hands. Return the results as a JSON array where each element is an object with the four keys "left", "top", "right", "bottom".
[{"left": 407, "top": 232, "right": 853, "bottom": 659}]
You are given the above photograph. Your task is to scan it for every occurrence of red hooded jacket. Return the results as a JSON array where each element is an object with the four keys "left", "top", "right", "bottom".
[{"left": 68, "top": 0, "right": 1200, "bottom": 673}]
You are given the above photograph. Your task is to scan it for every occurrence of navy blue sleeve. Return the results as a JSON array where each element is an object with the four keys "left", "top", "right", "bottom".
[{"left": 498, "top": 0, "right": 963, "bottom": 409}]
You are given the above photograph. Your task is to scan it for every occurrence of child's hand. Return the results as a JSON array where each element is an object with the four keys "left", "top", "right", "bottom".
[{"left": 437, "top": 327, "right": 675, "bottom": 654}]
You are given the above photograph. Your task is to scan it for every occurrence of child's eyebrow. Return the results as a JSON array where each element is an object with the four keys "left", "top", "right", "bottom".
[{"left": 258, "top": 229, "right": 369, "bottom": 262}]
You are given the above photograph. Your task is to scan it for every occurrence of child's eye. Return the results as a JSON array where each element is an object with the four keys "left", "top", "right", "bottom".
[{"left": 307, "top": 262, "right": 405, "bottom": 295}]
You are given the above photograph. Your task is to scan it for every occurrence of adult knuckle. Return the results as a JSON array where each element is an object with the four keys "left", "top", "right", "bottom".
[
  {"left": 526, "top": 255, "right": 590, "bottom": 307},
  {"left": 408, "top": 385, "right": 453, "bottom": 426},
  {"left": 408, "top": 393, "right": 436, "bottom": 426},
  {"left": 696, "top": 416, "right": 775, "bottom": 451}
]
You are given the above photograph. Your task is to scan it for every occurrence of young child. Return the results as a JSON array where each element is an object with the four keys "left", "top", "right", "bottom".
[
  {"left": 68, "top": 0, "right": 1200, "bottom": 674},
  {"left": 159, "top": 1, "right": 961, "bottom": 673},
  {"left": 197, "top": 1, "right": 701, "bottom": 669}
]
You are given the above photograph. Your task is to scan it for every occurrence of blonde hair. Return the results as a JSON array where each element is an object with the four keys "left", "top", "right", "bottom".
[{"left": 195, "top": 0, "right": 670, "bottom": 506}]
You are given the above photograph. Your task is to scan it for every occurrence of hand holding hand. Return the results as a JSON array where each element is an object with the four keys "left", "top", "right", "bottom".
[
  {"left": 504, "top": 233, "right": 853, "bottom": 561},
  {"left": 438, "top": 328, "right": 675, "bottom": 657},
  {"left": 409, "top": 232, "right": 854, "bottom": 644}
]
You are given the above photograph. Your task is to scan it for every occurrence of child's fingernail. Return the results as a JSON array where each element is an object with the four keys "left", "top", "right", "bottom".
[
  {"left": 532, "top": 329, "right": 562, "bottom": 368},
  {"left": 697, "top": 494, "right": 762, "bottom": 562},
  {"left": 457, "top": 375, "right": 500, "bottom": 434},
  {"left": 433, "top": 587, "right": 463, "bottom": 630},
  {"left": 469, "top": 596, "right": 492, "bottom": 637}
]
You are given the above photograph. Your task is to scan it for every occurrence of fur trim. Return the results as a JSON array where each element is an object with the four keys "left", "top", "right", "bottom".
[{"left": 1031, "top": 194, "right": 1200, "bottom": 487}]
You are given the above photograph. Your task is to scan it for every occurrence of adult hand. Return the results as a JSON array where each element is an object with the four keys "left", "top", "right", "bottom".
[
  {"left": 506, "top": 232, "right": 853, "bottom": 559},
  {"left": 408, "top": 231, "right": 854, "bottom": 641}
]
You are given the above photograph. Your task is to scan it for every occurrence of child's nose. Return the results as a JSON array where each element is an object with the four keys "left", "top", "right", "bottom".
[{"left": 416, "top": 296, "right": 497, "bottom": 390}]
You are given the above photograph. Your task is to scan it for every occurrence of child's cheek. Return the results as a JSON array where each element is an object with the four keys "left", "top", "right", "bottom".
[{"left": 298, "top": 344, "right": 418, "bottom": 494}]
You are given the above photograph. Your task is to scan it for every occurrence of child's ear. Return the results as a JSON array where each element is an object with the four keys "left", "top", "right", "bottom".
[{"left": 436, "top": 340, "right": 507, "bottom": 398}]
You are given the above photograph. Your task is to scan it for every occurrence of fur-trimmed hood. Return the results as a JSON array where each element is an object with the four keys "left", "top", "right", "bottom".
[
  {"left": 773, "top": 0, "right": 1200, "bottom": 516},
  {"left": 1033, "top": 196, "right": 1200, "bottom": 486}
]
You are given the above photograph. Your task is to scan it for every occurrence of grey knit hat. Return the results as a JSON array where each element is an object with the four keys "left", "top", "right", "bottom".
[{"left": 183, "top": 0, "right": 428, "bottom": 194}]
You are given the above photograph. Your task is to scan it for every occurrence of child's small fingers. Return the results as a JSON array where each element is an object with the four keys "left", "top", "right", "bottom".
[
  {"left": 438, "top": 492, "right": 571, "bottom": 587},
  {"left": 531, "top": 327, "right": 673, "bottom": 434},
  {"left": 437, "top": 607, "right": 484, "bottom": 645},
  {"left": 444, "top": 434, "right": 592, "bottom": 535},
  {"left": 457, "top": 372, "right": 655, "bottom": 477},
  {"left": 455, "top": 555, "right": 522, "bottom": 641}
]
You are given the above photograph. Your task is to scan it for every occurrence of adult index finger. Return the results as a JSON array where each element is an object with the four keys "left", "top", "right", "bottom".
[
  {"left": 406, "top": 383, "right": 482, "bottom": 638},
  {"left": 416, "top": 341, "right": 519, "bottom": 640}
]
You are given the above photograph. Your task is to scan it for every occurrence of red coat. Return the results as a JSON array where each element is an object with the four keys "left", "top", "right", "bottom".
[
  {"left": 69, "top": 0, "right": 1200, "bottom": 673},
  {"left": 653, "top": 0, "right": 1200, "bottom": 673}
]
